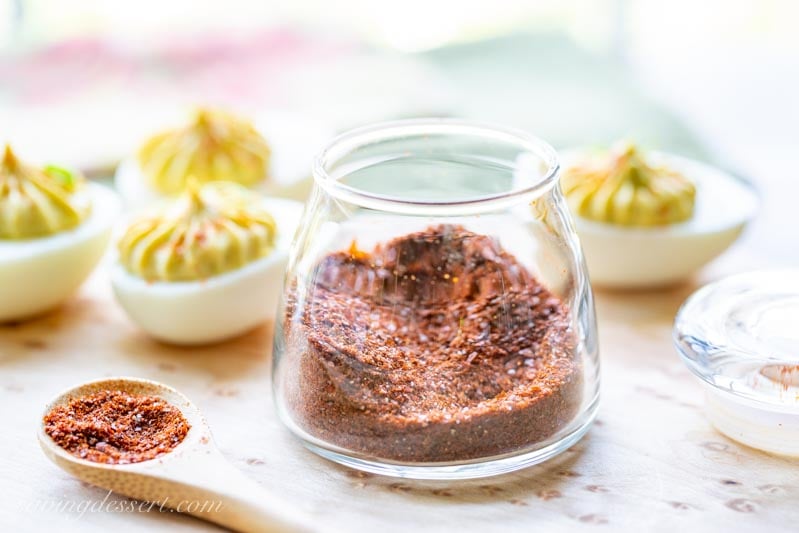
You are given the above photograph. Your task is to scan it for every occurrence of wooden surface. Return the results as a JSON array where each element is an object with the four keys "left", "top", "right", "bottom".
[{"left": 1, "top": 235, "right": 798, "bottom": 533}]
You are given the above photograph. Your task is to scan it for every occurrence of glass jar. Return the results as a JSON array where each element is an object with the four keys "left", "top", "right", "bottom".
[{"left": 273, "top": 119, "right": 599, "bottom": 479}]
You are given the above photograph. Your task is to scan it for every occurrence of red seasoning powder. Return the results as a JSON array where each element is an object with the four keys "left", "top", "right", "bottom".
[
  {"left": 282, "top": 225, "right": 582, "bottom": 463},
  {"left": 43, "top": 390, "right": 190, "bottom": 464}
]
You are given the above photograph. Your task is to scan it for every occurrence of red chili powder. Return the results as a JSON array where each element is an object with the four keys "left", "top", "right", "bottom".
[{"left": 43, "top": 390, "right": 190, "bottom": 464}]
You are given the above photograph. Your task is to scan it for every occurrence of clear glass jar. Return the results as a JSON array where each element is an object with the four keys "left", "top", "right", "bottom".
[{"left": 273, "top": 119, "right": 599, "bottom": 479}]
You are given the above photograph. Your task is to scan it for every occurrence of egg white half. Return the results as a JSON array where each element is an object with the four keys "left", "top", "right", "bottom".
[
  {"left": 0, "top": 183, "right": 120, "bottom": 321},
  {"left": 562, "top": 151, "right": 759, "bottom": 288},
  {"left": 111, "top": 197, "right": 303, "bottom": 345}
]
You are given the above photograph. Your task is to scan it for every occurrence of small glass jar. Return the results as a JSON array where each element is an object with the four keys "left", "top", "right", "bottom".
[{"left": 273, "top": 119, "right": 600, "bottom": 479}]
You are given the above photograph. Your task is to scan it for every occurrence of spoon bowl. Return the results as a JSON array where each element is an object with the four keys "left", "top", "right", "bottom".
[{"left": 38, "top": 377, "right": 313, "bottom": 533}]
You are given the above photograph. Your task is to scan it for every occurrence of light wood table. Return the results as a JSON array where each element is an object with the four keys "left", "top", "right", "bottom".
[{"left": 1, "top": 238, "right": 797, "bottom": 533}]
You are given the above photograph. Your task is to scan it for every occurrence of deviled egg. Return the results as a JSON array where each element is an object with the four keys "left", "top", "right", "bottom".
[
  {"left": 111, "top": 180, "right": 301, "bottom": 344},
  {"left": 0, "top": 144, "right": 119, "bottom": 321},
  {"left": 561, "top": 142, "right": 758, "bottom": 288},
  {"left": 116, "top": 108, "right": 272, "bottom": 210}
]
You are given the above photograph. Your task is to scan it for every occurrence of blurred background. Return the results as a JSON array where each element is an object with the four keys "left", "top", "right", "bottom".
[{"left": 1, "top": 0, "right": 797, "bottom": 260}]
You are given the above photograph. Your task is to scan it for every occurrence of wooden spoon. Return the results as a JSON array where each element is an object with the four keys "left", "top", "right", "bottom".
[{"left": 38, "top": 377, "right": 315, "bottom": 533}]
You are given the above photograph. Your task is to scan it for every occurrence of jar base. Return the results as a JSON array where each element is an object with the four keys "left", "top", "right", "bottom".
[{"left": 293, "top": 400, "right": 598, "bottom": 480}]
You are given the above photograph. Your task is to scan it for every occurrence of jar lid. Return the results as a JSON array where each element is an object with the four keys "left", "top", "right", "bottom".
[{"left": 674, "top": 270, "right": 799, "bottom": 455}]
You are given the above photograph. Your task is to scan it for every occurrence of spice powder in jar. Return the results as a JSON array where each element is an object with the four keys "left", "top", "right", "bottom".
[
  {"left": 43, "top": 390, "right": 190, "bottom": 464},
  {"left": 283, "top": 224, "right": 583, "bottom": 463}
]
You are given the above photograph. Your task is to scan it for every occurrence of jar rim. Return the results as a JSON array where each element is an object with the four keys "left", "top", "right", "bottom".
[{"left": 312, "top": 118, "right": 561, "bottom": 214}]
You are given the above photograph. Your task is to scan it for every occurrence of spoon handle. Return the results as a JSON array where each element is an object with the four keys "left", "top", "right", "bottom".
[{"left": 147, "top": 450, "right": 315, "bottom": 533}]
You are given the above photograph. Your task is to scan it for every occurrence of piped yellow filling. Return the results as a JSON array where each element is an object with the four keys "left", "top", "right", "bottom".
[
  {"left": 0, "top": 144, "right": 90, "bottom": 240},
  {"left": 561, "top": 143, "right": 696, "bottom": 227},
  {"left": 119, "top": 181, "right": 276, "bottom": 282},
  {"left": 137, "top": 108, "right": 271, "bottom": 195}
]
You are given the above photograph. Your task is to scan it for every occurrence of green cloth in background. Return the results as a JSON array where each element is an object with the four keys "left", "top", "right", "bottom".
[{"left": 423, "top": 31, "right": 707, "bottom": 160}]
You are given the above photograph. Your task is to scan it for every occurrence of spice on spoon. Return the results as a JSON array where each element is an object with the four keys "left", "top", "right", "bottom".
[{"left": 43, "top": 390, "right": 190, "bottom": 464}]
